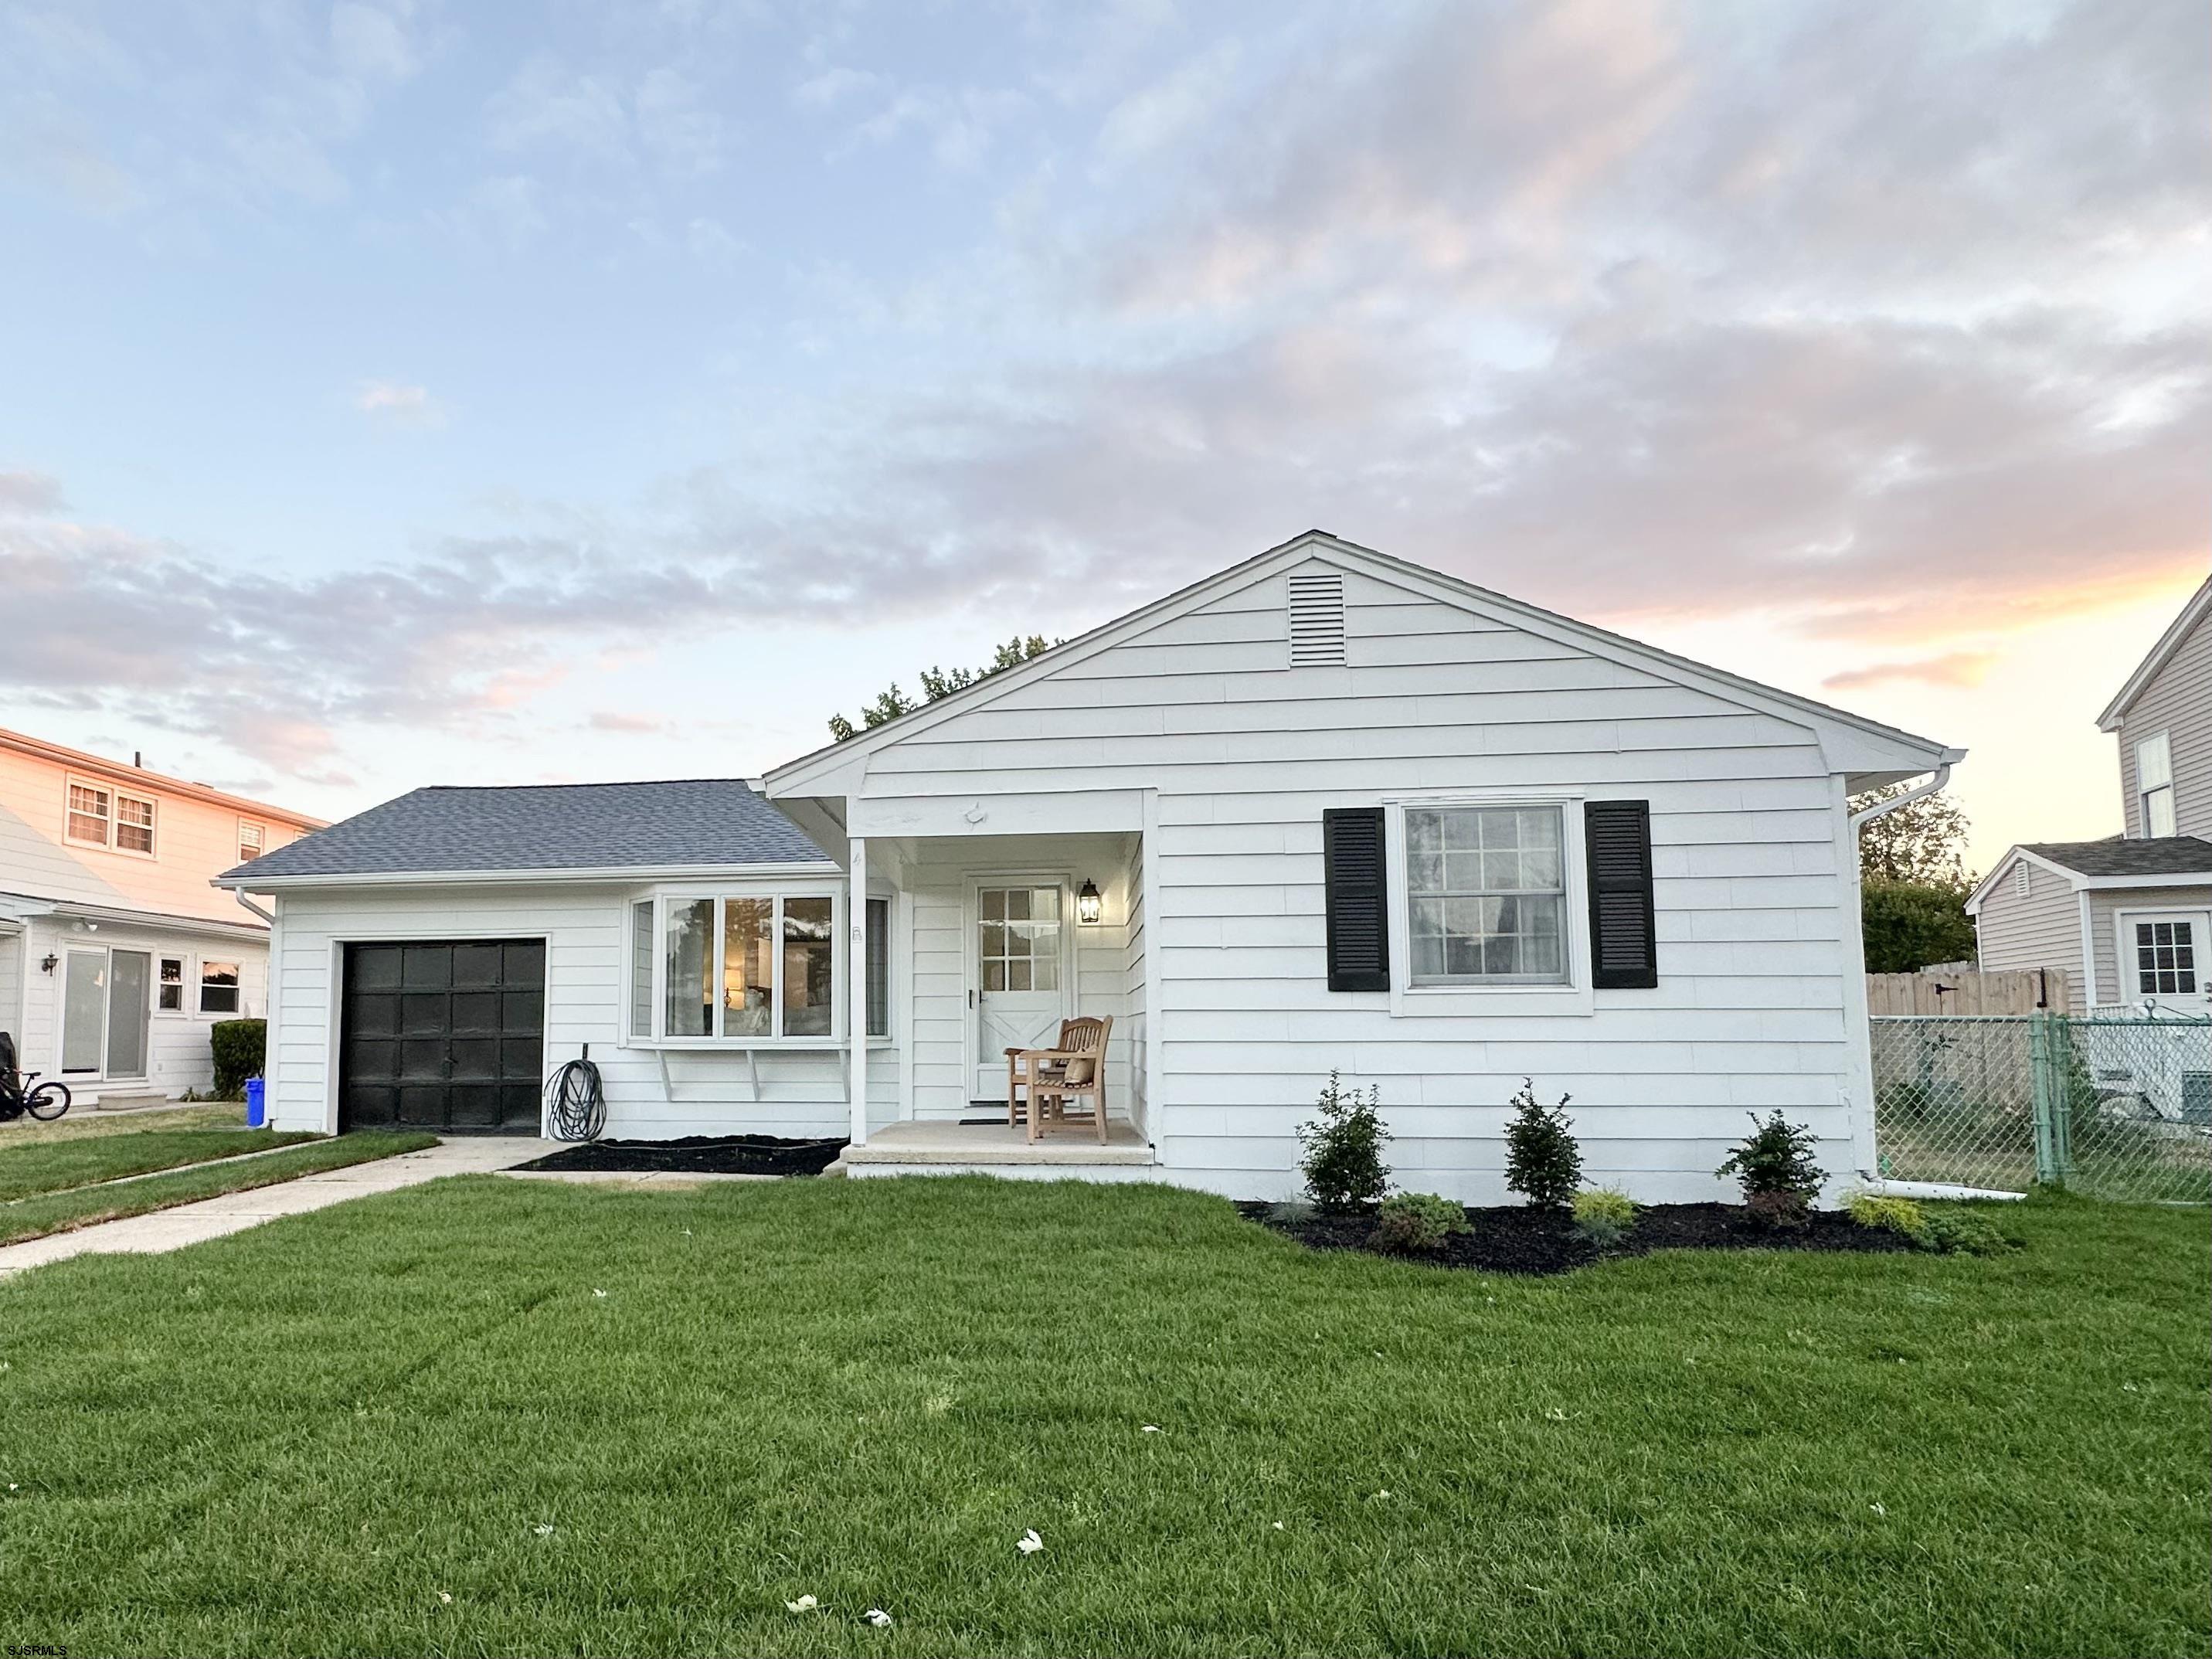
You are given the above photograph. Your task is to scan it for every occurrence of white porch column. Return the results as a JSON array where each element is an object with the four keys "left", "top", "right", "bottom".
[{"left": 848, "top": 834, "right": 868, "bottom": 1146}]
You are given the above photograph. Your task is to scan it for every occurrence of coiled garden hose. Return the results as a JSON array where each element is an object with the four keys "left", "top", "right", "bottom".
[{"left": 544, "top": 1045, "right": 607, "bottom": 1142}]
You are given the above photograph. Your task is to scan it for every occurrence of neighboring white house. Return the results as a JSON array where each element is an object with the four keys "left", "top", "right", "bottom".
[
  {"left": 1, "top": 726, "right": 321, "bottom": 1103},
  {"left": 1970, "top": 570, "right": 2212, "bottom": 1013},
  {"left": 219, "top": 532, "right": 1961, "bottom": 1201}
]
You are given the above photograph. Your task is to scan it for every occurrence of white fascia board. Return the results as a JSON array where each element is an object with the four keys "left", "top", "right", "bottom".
[
  {"left": 210, "top": 860, "right": 842, "bottom": 891},
  {"left": 763, "top": 529, "right": 1960, "bottom": 795},
  {"left": 2098, "top": 574, "right": 2211, "bottom": 731},
  {"left": 2078, "top": 870, "right": 2212, "bottom": 890}
]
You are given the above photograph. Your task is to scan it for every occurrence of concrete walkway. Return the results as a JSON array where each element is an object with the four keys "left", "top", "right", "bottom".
[{"left": 0, "top": 1137, "right": 559, "bottom": 1277}]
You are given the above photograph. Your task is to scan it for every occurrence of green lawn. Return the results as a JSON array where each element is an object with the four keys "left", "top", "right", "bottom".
[
  {"left": 0, "top": 1131, "right": 438, "bottom": 1246},
  {"left": 0, "top": 1123, "right": 318, "bottom": 1202},
  {"left": 0, "top": 1179, "right": 2203, "bottom": 1658},
  {"left": 0, "top": 1099, "right": 250, "bottom": 1147}
]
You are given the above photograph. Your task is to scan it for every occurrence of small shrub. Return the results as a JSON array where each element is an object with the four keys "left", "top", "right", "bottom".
[
  {"left": 1919, "top": 1206, "right": 2013, "bottom": 1256},
  {"left": 1847, "top": 1191, "right": 1928, "bottom": 1243},
  {"left": 1369, "top": 1192, "right": 1470, "bottom": 1256},
  {"left": 1296, "top": 1072, "right": 1390, "bottom": 1213},
  {"left": 1572, "top": 1186, "right": 1640, "bottom": 1249},
  {"left": 1503, "top": 1079, "right": 1582, "bottom": 1211},
  {"left": 210, "top": 1019, "right": 267, "bottom": 1100},
  {"left": 1266, "top": 1198, "right": 1317, "bottom": 1227},
  {"left": 1717, "top": 1110, "right": 1825, "bottom": 1226}
]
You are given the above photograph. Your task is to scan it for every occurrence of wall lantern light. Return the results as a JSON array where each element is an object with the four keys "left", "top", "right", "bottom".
[
  {"left": 40, "top": 954, "right": 59, "bottom": 975},
  {"left": 1075, "top": 879, "right": 1103, "bottom": 926}
]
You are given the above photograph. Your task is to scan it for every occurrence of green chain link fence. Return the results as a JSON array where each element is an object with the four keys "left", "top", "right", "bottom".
[{"left": 1871, "top": 1012, "right": 2212, "bottom": 1203}]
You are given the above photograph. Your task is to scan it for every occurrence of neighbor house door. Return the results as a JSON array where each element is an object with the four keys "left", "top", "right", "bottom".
[
  {"left": 61, "top": 949, "right": 108, "bottom": 1075},
  {"left": 104, "top": 950, "right": 151, "bottom": 1079},
  {"left": 969, "top": 881, "right": 1072, "bottom": 1102},
  {"left": 2119, "top": 910, "right": 2212, "bottom": 1013}
]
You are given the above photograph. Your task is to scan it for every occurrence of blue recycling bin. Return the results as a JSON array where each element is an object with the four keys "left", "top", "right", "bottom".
[{"left": 245, "top": 1076, "right": 267, "bottom": 1128}]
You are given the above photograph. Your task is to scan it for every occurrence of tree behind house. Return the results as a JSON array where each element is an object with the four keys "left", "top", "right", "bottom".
[
  {"left": 1848, "top": 781, "right": 1978, "bottom": 973},
  {"left": 827, "top": 635, "right": 1053, "bottom": 741}
]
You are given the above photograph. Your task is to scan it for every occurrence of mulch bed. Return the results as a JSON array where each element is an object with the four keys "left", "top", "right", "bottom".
[
  {"left": 1239, "top": 1199, "right": 1918, "bottom": 1277},
  {"left": 514, "top": 1135, "right": 848, "bottom": 1178}
]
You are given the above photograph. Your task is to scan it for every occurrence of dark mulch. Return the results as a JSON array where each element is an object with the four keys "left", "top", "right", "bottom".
[
  {"left": 514, "top": 1135, "right": 848, "bottom": 1178},
  {"left": 1238, "top": 1199, "right": 1918, "bottom": 1277}
]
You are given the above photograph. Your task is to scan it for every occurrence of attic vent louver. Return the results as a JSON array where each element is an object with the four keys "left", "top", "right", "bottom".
[{"left": 1287, "top": 572, "right": 1347, "bottom": 666}]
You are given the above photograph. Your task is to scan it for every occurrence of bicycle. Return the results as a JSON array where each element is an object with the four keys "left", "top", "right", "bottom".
[{"left": 0, "top": 1030, "right": 71, "bottom": 1124}]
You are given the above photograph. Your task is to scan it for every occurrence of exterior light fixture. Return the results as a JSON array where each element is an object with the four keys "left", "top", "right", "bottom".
[
  {"left": 40, "top": 954, "right": 59, "bottom": 974},
  {"left": 1076, "top": 879, "right": 1103, "bottom": 926}
]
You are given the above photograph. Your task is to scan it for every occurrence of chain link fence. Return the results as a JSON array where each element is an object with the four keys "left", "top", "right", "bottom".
[{"left": 1872, "top": 1012, "right": 2212, "bottom": 1204}]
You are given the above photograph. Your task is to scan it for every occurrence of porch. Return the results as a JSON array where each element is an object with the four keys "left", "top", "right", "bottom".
[{"left": 838, "top": 1116, "right": 1156, "bottom": 1177}]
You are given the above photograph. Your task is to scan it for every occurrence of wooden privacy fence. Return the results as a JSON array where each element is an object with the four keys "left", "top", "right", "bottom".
[{"left": 1866, "top": 966, "right": 2072, "bottom": 1016}]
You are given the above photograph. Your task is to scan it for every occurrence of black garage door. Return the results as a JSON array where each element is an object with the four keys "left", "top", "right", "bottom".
[{"left": 340, "top": 940, "right": 545, "bottom": 1134}]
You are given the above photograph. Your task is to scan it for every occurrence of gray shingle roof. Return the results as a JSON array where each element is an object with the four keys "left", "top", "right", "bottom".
[
  {"left": 2022, "top": 836, "right": 2212, "bottom": 879},
  {"left": 219, "top": 779, "right": 829, "bottom": 882}
]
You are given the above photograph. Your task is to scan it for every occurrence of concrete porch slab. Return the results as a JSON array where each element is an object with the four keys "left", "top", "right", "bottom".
[{"left": 843, "top": 1118, "right": 1154, "bottom": 1167}]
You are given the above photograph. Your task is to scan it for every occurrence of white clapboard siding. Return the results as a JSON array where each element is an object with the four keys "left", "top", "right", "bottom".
[
  {"left": 842, "top": 553, "right": 1877, "bottom": 1202},
  {"left": 265, "top": 882, "right": 898, "bottom": 1139}
]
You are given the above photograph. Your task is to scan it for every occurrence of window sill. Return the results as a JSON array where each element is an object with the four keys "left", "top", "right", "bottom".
[
  {"left": 1389, "top": 982, "right": 1595, "bottom": 1019},
  {"left": 624, "top": 1036, "right": 897, "bottom": 1052}
]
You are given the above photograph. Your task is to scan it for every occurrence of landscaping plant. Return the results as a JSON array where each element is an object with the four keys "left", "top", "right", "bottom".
[
  {"left": 210, "top": 1018, "right": 267, "bottom": 1100},
  {"left": 1296, "top": 1071, "right": 1390, "bottom": 1212},
  {"left": 1368, "top": 1192, "right": 1470, "bottom": 1255},
  {"left": 1571, "top": 1185, "right": 1639, "bottom": 1249},
  {"left": 1845, "top": 1189, "right": 2014, "bottom": 1256},
  {"left": 1717, "top": 1110, "right": 1826, "bottom": 1227},
  {"left": 1503, "top": 1079, "right": 1582, "bottom": 1211}
]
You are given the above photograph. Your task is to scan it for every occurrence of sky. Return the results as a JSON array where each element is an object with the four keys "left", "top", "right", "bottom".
[{"left": 1, "top": 0, "right": 2204, "bottom": 874}]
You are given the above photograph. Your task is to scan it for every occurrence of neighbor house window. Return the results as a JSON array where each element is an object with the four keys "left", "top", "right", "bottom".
[
  {"left": 199, "top": 960, "right": 241, "bottom": 1015},
  {"left": 238, "top": 821, "right": 266, "bottom": 862},
  {"left": 158, "top": 956, "right": 186, "bottom": 1012},
  {"left": 66, "top": 780, "right": 112, "bottom": 846},
  {"left": 1405, "top": 804, "right": 1568, "bottom": 985},
  {"left": 114, "top": 791, "right": 156, "bottom": 855},
  {"left": 637, "top": 889, "right": 877, "bottom": 1042},
  {"left": 2137, "top": 733, "right": 2176, "bottom": 838},
  {"left": 2136, "top": 920, "right": 2198, "bottom": 996}
]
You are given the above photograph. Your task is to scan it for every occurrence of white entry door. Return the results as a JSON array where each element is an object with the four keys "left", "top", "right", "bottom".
[
  {"left": 2120, "top": 910, "right": 2212, "bottom": 1012},
  {"left": 970, "top": 882, "right": 1070, "bottom": 1102}
]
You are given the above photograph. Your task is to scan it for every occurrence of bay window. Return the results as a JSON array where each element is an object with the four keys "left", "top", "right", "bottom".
[{"left": 627, "top": 887, "right": 890, "bottom": 1044}]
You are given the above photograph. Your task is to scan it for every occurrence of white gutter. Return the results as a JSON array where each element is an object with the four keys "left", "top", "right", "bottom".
[
  {"left": 210, "top": 859, "right": 842, "bottom": 891},
  {"left": 234, "top": 894, "right": 276, "bottom": 926},
  {"left": 1849, "top": 763, "right": 1954, "bottom": 835}
]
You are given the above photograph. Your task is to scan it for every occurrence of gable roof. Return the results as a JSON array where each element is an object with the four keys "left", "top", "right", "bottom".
[
  {"left": 2099, "top": 573, "right": 2212, "bottom": 732},
  {"left": 1969, "top": 835, "right": 2212, "bottom": 913},
  {"left": 765, "top": 529, "right": 1962, "bottom": 797},
  {"left": 212, "top": 779, "right": 831, "bottom": 887}
]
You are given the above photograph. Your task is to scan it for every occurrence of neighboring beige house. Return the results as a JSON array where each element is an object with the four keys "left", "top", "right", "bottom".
[
  {"left": 0, "top": 726, "right": 321, "bottom": 1103},
  {"left": 1969, "top": 572, "right": 2212, "bottom": 1011}
]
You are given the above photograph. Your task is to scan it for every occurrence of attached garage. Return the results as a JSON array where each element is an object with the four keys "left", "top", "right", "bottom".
[{"left": 340, "top": 940, "right": 545, "bottom": 1134}]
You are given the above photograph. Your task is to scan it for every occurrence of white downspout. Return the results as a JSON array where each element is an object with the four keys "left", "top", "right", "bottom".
[
  {"left": 1848, "top": 763, "right": 1953, "bottom": 835},
  {"left": 848, "top": 835, "right": 868, "bottom": 1147}
]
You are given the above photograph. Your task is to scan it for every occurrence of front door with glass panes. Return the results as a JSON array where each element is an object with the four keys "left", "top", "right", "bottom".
[
  {"left": 2123, "top": 910, "right": 2212, "bottom": 1012},
  {"left": 59, "top": 947, "right": 152, "bottom": 1079},
  {"left": 970, "top": 882, "right": 1070, "bottom": 1102}
]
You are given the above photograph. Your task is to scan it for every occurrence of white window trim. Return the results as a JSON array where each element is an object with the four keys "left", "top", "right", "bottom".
[
  {"left": 64, "top": 775, "right": 114, "bottom": 849},
  {"left": 155, "top": 953, "right": 192, "bottom": 1018},
  {"left": 111, "top": 788, "right": 158, "bottom": 859},
  {"left": 617, "top": 879, "right": 898, "bottom": 1050},
  {"left": 1382, "top": 789, "right": 1595, "bottom": 1018},
  {"left": 2136, "top": 731, "right": 2176, "bottom": 838},
  {"left": 198, "top": 957, "right": 243, "bottom": 1017}
]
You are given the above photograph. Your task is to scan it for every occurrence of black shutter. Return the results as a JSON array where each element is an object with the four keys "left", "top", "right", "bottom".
[
  {"left": 1323, "top": 807, "right": 1390, "bottom": 991},
  {"left": 1585, "top": 800, "right": 1657, "bottom": 989}
]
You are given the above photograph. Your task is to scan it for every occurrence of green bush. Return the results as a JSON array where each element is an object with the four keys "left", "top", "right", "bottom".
[
  {"left": 209, "top": 1019, "right": 267, "bottom": 1100},
  {"left": 1369, "top": 1192, "right": 1470, "bottom": 1256},
  {"left": 1860, "top": 877, "right": 1976, "bottom": 973},
  {"left": 1718, "top": 1110, "right": 1826, "bottom": 1227},
  {"left": 1847, "top": 1191, "right": 1928, "bottom": 1241},
  {"left": 1296, "top": 1072, "right": 1390, "bottom": 1213},
  {"left": 1572, "top": 1186, "right": 1640, "bottom": 1248},
  {"left": 1504, "top": 1079, "right": 1582, "bottom": 1211},
  {"left": 1919, "top": 1206, "right": 2014, "bottom": 1256}
]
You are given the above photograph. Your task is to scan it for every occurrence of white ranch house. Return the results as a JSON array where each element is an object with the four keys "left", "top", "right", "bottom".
[{"left": 219, "top": 533, "right": 1960, "bottom": 1202}]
